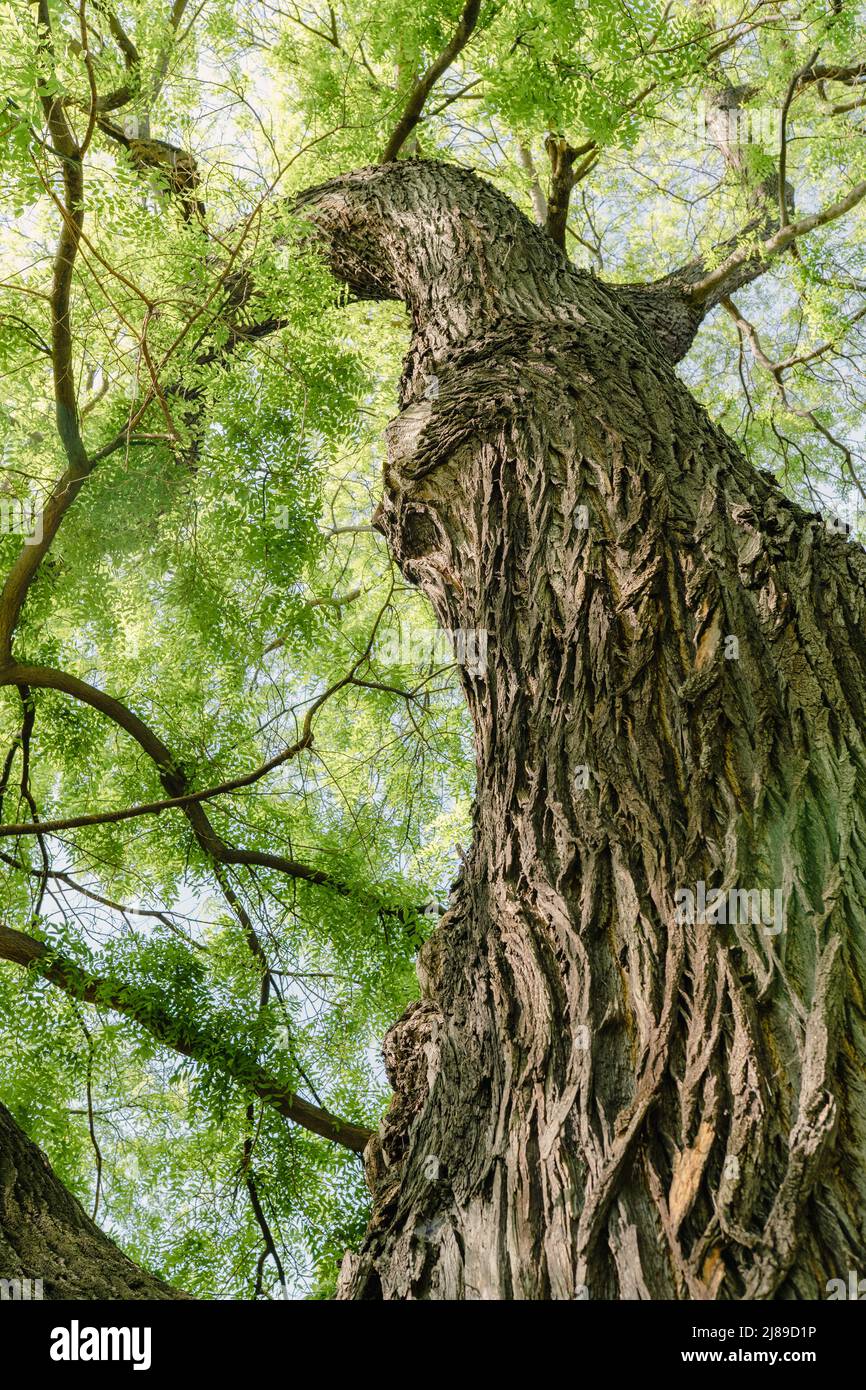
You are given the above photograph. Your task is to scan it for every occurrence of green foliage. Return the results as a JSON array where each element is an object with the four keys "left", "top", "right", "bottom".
[{"left": 1, "top": 0, "right": 865, "bottom": 1297}]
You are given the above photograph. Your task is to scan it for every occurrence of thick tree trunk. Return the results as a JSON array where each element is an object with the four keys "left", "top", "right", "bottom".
[
  {"left": 298, "top": 161, "right": 866, "bottom": 1300},
  {"left": 0, "top": 1102, "right": 188, "bottom": 1299}
]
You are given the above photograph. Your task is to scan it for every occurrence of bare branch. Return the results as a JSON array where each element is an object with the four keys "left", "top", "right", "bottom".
[
  {"left": 516, "top": 143, "right": 547, "bottom": 226},
  {"left": 543, "top": 136, "right": 597, "bottom": 251}
]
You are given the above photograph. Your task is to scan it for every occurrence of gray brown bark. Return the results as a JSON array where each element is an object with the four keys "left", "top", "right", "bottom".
[
  {"left": 297, "top": 160, "right": 866, "bottom": 1300},
  {"left": 0, "top": 1101, "right": 189, "bottom": 1299}
]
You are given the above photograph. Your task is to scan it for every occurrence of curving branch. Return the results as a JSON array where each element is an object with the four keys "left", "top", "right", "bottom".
[
  {"left": 801, "top": 57, "right": 866, "bottom": 86},
  {"left": 381, "top": 0, "right": 482, "bottom": 163},
  {"left": 684, "top": 175, "right": 866, "bottom": 309},
  {"left": 607, "top": 58, "right": 866, "bottom": 360},
  {"left": 0, "top": 921, "right": 373, "bottom": 1153},
  {"left": 720, "top": 293, "right": 864, "bottom": 496},
  {"left": 2, "top": 6, "right": 93, "bottom": 664},
  {"left": 92, "top": 2, "right": 141, "bottom": 111},
  {"left": 0, "top": 659, "right": 364, "bottom": 900},
  {"left": 0, "top": 730, "right": 314, "bottom": 839}
]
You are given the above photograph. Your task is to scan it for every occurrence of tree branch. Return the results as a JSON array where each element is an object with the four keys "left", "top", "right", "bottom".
[
  {"left": 618, "top": 61, "right": 865, "bottom": 354},
  {"left": 0, "top": 660, "right": 358, "bottom": 897},
  {"left": 0, "top": 921, "right": 373, "bottom": 1153},
  {"left": 0, "top": 731, "right": 313, "bottom": 839},
  {"left": 685, "top": 176, "right": 866, "bottom": 308},
  {"left": 543, "top": 136, "right": 597, "bottom": 251},
  {"left": 380, "top": 0, "right": 482, "bottom": 163},
  {"left": 1, "top": 7, "right": 93, "bottom": 662},
  {"left": 516, "top": 143, "right": 547, "bottom": 226}
]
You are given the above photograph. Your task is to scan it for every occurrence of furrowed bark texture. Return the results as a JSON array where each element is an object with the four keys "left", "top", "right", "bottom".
[
  {"left": 0, "top": 1101, "right": 189, "bottom": 1298},
  {"left": 298, "top": 161, "right": 866, "bottom": 1301}
]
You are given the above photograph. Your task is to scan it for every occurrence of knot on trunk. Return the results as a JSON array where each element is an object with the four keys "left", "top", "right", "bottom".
[{"left": 362, "top": 1000, "right": 442, "bottom": 1199}]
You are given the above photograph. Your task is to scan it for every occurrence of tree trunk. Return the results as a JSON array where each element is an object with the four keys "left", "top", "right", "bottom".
[
  {"left": 0, "top": 1102, "right": 188, "bottom": 1299},
  {"left": 297, "top": 161, "right": 866, "bottom": 1300}
]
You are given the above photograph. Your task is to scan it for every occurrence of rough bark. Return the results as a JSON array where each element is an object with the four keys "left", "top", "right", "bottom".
[
  {"left": 295, "top": 160, "right": 866, "bottom": 1300},
  {"left": 0, "top": 1101, "right": 189, "bottom": 1299}
]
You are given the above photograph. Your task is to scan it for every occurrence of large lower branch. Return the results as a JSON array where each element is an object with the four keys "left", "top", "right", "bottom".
[
  {"left": 0, "top": 1099, "right": 190, "bottom": 1298},
  {"left": 632, "top": 66, "right": 865, "bottom": 333},
  {"left": 0, "top": 922, "right": 372, "bottom": 1153}
]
